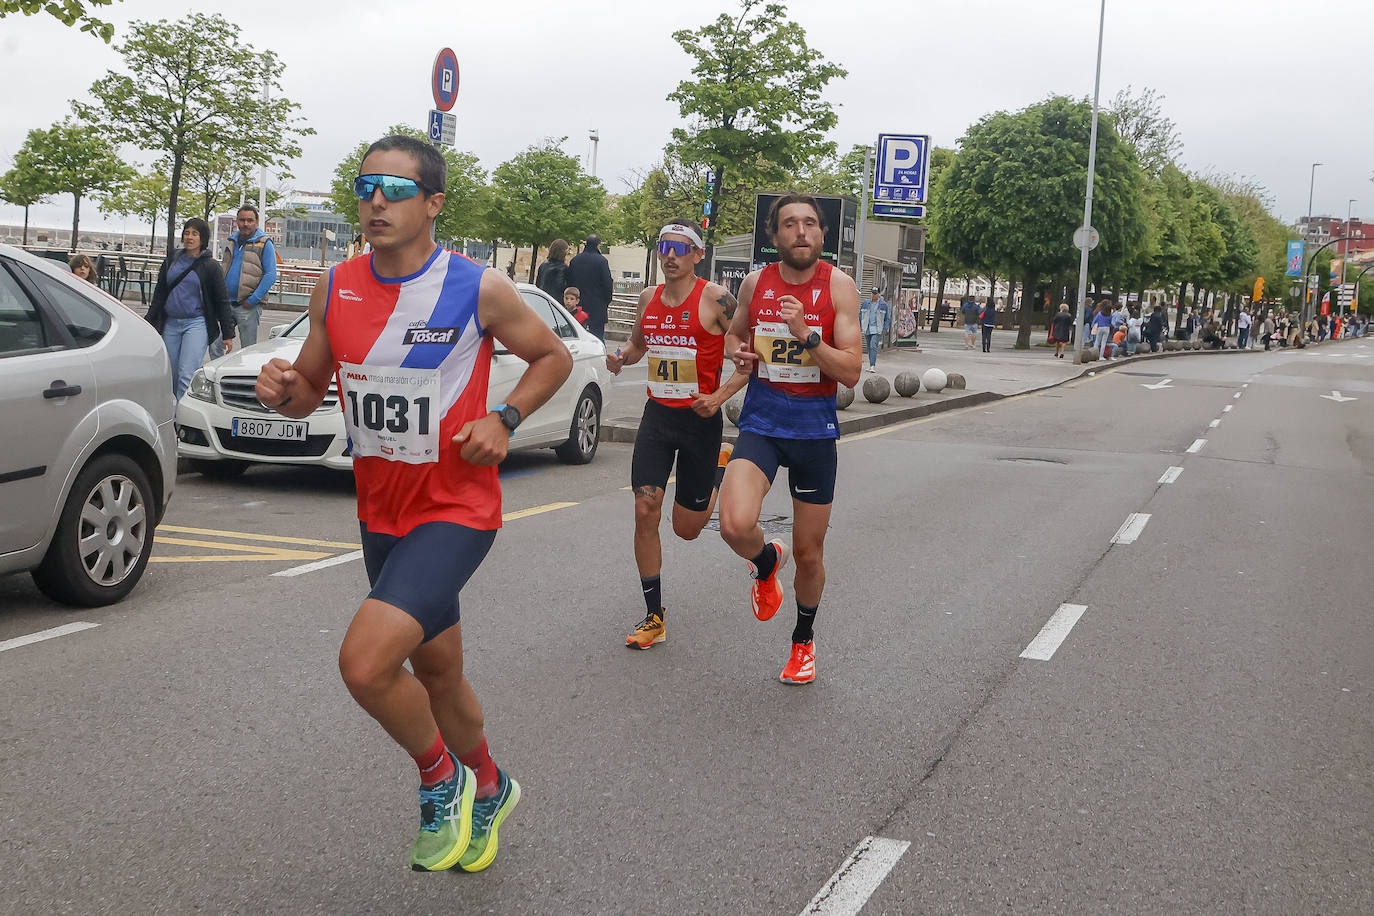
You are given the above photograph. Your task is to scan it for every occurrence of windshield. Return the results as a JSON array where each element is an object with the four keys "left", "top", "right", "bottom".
[{"left": 285, "top": 314, "right": 310, "bottom": 339}]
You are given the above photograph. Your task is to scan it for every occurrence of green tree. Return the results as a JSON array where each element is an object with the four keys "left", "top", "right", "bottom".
[
  {"left": 488, "top": 139, "right": 605, "bottom": 282},
  {"left": 932, "top": 96, "right": 1146, "bottom": 347},
  {"left": 22, "top": 120, "right": 130, "bottom": 250},
  {"left": 667, "top": 0, "right": 846, "bottom": 242},
  {"left": 0, "top": 150, "right": 51, "bottom": 246},
  {"left": 175, "top": 146, "right": 251, "bottom": 222},
  {"left": 95, "top": 168, "right": 169, "bottom": 253},
  {"left": 328, "top": 125, "right": 492, "bottom": 247},
  {"left": 1105, "top": 86, "right": 1182, "bottom": 177},
  {"left": 74, "top": 14, "right": 312, "bottom": 251},
  {"left": 0, "top": 0, "right": 117, "bottom": 41}
]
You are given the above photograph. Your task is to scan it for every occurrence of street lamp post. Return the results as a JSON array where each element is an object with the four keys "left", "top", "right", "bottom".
[
  {"left": 588, "top": 129, "right": 600, "bottom": 178},
  {"left": 1302, "top": 162, "right": 1321, "bottom": 321},
  {"left": 1072, "top": 0, "right": 1107, "bottom": 365},
  {"left": 1345, "top": 199, "right": 1357, "bottom": 317}
]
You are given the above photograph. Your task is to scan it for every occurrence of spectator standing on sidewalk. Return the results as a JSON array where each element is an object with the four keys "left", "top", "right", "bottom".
[
  {"left": 1125, "top": 306, "right": 1142, "bottom": 355},
  {"left": 1143, "top": 304, "right": 1165, "bottom": 352},
  {"left": 1050, "top": 303, "right": 1073, "bottom": 358},
  {"left": 566, "top": 234, "right": 613, "bottom": 341},
  {"left": 960, "top": 295, "right": 979, "bottom": 349},
  {"left": 1091, "top": 300, "right": 1113, "bottom": 357},
  {"left": 979, "top": 296, "right": 997, "bottom": 352},
  {"left": 535, "top": 238, "right": 570, "bottom": 300},
  {"left": 147, "top": 217, "right": 235, "bottom": 400},
  {"left": 1261, "top": 311, "right": 1276, "bottom": 350},
  {"left": 211, "top": 203, "right": 277, "bottom": 357},
  {"left": 1236, "top": 306, "right": 1252, "bottom": 348},
  {"left": 860, "top": 286, "right": 891, "bottom": 373}
]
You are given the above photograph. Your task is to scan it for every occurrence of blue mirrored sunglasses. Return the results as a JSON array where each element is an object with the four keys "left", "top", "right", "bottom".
[
  {"left": 353, "top": 174, "right": 434, "bottom": 201},
  {"left": 657, "top": 239, "right": 693, "bottom": 257}
]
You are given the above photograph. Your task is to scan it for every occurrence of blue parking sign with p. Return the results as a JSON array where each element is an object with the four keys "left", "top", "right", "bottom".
[{"left": 874, "top": 134, "right": 931, "bottom": 205}]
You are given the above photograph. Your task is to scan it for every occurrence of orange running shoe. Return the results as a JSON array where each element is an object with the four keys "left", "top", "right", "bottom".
[
  {"left": 747, "top": 539, "right": 789, "bottom": 621},
  {"left": 780, "top": 641, "right": 816, "bottom": 684},
  {"left": 625, "top": 611, "right": 665, "bottom": 649}
]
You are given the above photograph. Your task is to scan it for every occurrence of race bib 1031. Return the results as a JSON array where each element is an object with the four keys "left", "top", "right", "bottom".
[{"left": 337, "top": 362, "right": 441, "bottom": 464}]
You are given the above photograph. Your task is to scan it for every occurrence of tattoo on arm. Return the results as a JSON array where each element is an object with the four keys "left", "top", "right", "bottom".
[{"left": 717, "top": 291, "right": 738, "bottom": 322}]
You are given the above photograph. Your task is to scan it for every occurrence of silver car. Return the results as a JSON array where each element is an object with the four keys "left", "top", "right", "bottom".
[{"left": 0, "top": 244, "right": 178, "bottom": 606}]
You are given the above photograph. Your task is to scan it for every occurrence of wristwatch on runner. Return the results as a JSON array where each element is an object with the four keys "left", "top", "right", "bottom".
[
  {"left": 493, "top": 403, "right": 522, "bottom": 432},
  {"left": 802, "top": 330, "right": 822, "bottom": 350}
]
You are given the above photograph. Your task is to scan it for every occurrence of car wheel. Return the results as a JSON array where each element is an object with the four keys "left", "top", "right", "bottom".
[
  {"left": 190, "top": 458, "right": 249, "bottom": 478},
  {"left": 31, "top": 453, "right": 156, "bottom": 607},
  {"left": 554, "top": 387, "right": 600, "bottom": 464}
]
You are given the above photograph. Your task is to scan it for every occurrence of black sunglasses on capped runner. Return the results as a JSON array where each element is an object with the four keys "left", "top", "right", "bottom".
[
  {"left": 657, "top": 239, "right": 695, "bottom": 257},
  {"left": 353, "top": 174, "right": 438, "bottom": 201}
]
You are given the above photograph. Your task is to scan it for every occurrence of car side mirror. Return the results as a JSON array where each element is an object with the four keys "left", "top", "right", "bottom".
[{"left": 268, "top": 324, "right": 288, "bottom": 339}]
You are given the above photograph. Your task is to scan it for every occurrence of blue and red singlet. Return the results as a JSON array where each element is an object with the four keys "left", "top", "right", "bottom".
[
  {"left": 740, "top": 260, "right": 839, "bottom": 439},
  {"left": 639, "top": 276, "right": 725, "bottom": 408},
  {"left": 324, "top": 246, "right": 501, "bottom": 536}
]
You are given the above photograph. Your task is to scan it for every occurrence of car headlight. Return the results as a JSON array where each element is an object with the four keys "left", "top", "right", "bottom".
[{"left": 187, "top": 369, "right": 214, "bottom": 402}]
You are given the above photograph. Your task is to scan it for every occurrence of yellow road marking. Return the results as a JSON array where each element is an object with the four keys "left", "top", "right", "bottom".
[
  {"left": 158, "top": 524, "right": 361, "bottom": 549},
  {"left": 152, "top": 502, "right": 576, "bottom": 566},
  {"left": 503, "top": 501, "right": 578, "bottom": 521}
]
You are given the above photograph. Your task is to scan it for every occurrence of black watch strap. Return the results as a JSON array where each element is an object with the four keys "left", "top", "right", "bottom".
[{"left": 802, "top": 330, "right": 822, "bottom": 350}]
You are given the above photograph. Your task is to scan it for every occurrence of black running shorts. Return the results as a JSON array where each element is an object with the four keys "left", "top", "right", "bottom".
[
  {"left": 731, "top": 430, "right": 837, "bottom": 505},
  {"left": 630, "top": 399, "right": 724, "bottom": 511},
  {"left": 360, "top": 520, "right": 496, "bottom": 642}
]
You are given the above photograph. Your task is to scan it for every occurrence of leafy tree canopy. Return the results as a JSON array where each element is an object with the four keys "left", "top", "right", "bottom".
[
  {"left": 0, "top": 0, "right": 117, "bottom": 41},
  {"left": 74, "top": 13, "right": 312, "bottom": 249},
  {"left": 487, "top": 138, "right": 605, "bottom": 251},
  {"left": 1105, "top": 85, "right": 1182, "bottom": 177},
  {"left": 667, "top": 0, "right": 846, "bottom": 241},
  {"left": 21, "top": 119, "right": 130, "bottom": 248},
  {"left": 931, "top": 95, "right": 1146, "bottom": 284}
]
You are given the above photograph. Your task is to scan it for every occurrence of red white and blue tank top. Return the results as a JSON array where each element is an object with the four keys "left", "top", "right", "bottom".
[
  {"left": 740, "top": 260, "right": 839, "bottom": 439},
  {"left": 324, "top": 247, "right": 501, "bottom": 536}
]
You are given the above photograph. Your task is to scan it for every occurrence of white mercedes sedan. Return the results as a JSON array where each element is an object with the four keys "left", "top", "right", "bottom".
[{"left": 174, "top": 283, "right": 609, "bottom": 477}]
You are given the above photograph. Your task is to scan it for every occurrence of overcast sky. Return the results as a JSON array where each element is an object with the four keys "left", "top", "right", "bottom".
[{"left": 2, "top": 0, "right": 1370, "bottom": 238}]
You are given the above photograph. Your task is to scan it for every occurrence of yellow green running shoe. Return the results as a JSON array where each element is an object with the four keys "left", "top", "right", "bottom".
[
  {"left": 409, "top": 756, "right": 476, "bottom": 872},
  {"left": 459, "top": 768, "right": 521, "bottom": 872}
]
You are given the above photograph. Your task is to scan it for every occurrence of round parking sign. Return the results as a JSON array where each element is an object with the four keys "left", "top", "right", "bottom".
[{"left": 432, "top": 48, "right": 459, "bottom": 112}]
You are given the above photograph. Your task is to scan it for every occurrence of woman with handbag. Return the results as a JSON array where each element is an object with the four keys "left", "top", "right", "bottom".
[{"left": 146, "top": 217, "right": 236, "bottom": 400}]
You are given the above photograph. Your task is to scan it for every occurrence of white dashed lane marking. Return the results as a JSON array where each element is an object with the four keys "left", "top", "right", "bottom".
[
  {"left": 0, "top": 622, "right": 99, "bottom": 654},
  {"left": 799, "top": 836, "right": 911, "bottom": 916},
  {"left": 1209, "top": 419, "right": 1221, "bottom": 428},
  {"left": 1110, "top": 513, "right": 1152, "bottom": 545},
  {"left": 1158, "top": 466, "right": 1184, "bottom": 484},
  {"left": 1021, "top": 604, "right": 1089, "bottom": 661},
  {"left": 1187, "top": 438, "right": 1207, "bottom": 453}
]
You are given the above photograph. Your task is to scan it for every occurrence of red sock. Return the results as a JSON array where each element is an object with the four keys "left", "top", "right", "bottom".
[
  {"left": 413, "top": 733, "right": 455, "bottom": 786},
  {"left": 457, "top": 737, "right": 499, "bottom": 797}
]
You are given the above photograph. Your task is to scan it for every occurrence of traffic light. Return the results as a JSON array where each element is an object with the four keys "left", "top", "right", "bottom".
[{"left": 1252, "top": 277, "right": 1264, "bottom": 302}]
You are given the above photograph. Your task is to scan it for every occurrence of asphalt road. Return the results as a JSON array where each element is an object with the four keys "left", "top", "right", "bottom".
[{"left": 1, "top": 340, "right": 1370, "bottom": 915}]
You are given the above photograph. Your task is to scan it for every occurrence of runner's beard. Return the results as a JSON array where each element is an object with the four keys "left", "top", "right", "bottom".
[{"left": 779, "top": 242, "right": 820, "bottom": 271}]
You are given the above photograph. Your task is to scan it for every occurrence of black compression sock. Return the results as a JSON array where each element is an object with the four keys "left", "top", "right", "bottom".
[
  {"left": 792, "top": 602, "right": 817, "bottom": 644},
  {"left": 641, "top": 576, "right": 662, "bottom": 619},
  {"left": 749, "top": 543, "right": 777, "bottom": 581}
]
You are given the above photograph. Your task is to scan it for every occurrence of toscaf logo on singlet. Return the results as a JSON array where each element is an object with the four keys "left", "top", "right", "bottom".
[{"left": 403, "top": 327, "right": 459, "bottom": 345}]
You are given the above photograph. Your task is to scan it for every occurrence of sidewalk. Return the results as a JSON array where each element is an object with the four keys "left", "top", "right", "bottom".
[{"left": 600, "top": 328, "right": 1262, "bottom": 444}]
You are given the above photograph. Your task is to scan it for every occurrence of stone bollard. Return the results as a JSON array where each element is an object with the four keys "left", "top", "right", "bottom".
[
  {"left": 894, "top": 371, "right": 921, "bottom": 397},
  {"left": 836, "top": 384, "right": 855, "bottom": 410},
  {"left": 947, "top": 372, "right": 966, "bottom": 390},
  {"left": 921, "top": 368, "right": 948, "bottom": 392},
  {"left": 862, "top": 375, "right": 891, "bottom": 403},
  {"left": 725, "top": 395, "right": 744, "bottom": 426}
]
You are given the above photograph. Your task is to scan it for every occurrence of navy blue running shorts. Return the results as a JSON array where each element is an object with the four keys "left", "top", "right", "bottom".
[
  {"left": 360, "top": 521, "right": 496, "bottom": 642},
  {"left": 731, "top": 430, "right": 837, "bottom": 505}
]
